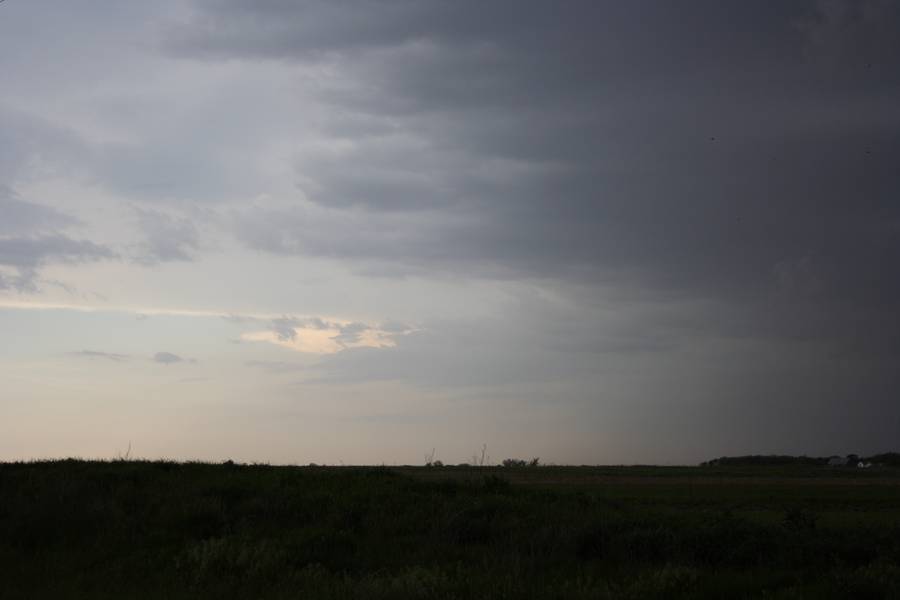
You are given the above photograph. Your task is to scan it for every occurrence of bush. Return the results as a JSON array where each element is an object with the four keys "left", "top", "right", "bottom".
[{"left": 501, "top": 457, "right": 539, "bottom": 467}]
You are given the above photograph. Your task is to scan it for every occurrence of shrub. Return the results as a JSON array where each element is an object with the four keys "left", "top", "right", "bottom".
[{"left": 501, "top": 457, "right": 540, "bottom": 467}]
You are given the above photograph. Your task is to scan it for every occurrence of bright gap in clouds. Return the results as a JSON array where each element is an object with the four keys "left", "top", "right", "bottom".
[{"left": 241, "top": 326, "right": 404, "bottom": 355}]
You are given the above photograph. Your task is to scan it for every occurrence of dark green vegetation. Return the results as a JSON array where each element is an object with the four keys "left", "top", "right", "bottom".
[{"left": 2, "top": 461, "right": 900, "bottom": 599}]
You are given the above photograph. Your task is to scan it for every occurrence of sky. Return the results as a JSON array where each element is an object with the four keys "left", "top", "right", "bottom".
[{"left": 1, "top": 0, "right": 899, "bottom": 465}]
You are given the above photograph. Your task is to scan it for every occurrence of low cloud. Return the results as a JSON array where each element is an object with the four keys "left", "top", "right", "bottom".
[
  {"left": 268, "top": 316, "right": 333, "bottom": 341},
  {"left": 271, "top": 317, "right": 300, "bottom": 341},
  {"left": 0, "top": 235, "right": 116, "bottom": 292},
  {"left": 153, "top": 351, "right": 193, "bottom": 365},
  {"left": 68, "top": 350, "right": 130, "bottom": 362},
  {"left": 177, "top": 0, "right": 900, "bottom": 359},
  {"left": 0, "top": 188, "right": 116, "bottom": 292},
  {"left": 0, "top": 186, "right": 76, "bottom": 236},
  {"left": 132, "top": 208, "right": 200, "bottom": 265},
  {"left": 332, "top": 322, "right": 370, "bottom": 347}
]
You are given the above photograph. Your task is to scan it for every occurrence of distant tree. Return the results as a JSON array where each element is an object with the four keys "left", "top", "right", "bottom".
[
  {"left": 864, "top": 453, "right": 900, "bottom": 466},
  {"left": 500, "top": 457, "right": 541, "bottom": 468},
  {"left": 700, "top": 455, "right": 829, "bottom": 467}
]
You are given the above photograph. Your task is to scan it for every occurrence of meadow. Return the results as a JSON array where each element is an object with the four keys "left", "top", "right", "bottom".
[{"left": 1, "top": 460, "right": 899, "bottom": 598}]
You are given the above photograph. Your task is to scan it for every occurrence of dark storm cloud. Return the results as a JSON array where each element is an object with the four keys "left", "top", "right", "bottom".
[
  {"left": 172, "top": 0, "right": 900, "bottom": 357},
  {"left": 306, "top": 318, "right": 625, "bottom": 389},
  {"left": 307, "top": 293, "right": 683, "bottom": 388},
  {"left": 307, "top": 327, "right": 568, "bottom": 389}
]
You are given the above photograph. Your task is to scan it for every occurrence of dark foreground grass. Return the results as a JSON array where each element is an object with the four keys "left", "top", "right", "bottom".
[{"left": 1, "top": 461, "right": 900, "bottom": 599}]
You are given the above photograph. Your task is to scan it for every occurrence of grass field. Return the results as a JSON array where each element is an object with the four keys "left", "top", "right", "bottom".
[{"left": 2, "top": 460, "right": 900, "bottom": 598}]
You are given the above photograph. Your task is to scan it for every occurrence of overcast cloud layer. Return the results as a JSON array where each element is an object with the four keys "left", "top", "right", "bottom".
[{"left": 1, "top": 1, "right": 898, "bottom": 464}]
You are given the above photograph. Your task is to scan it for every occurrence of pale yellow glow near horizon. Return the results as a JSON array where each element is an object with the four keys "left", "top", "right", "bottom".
[
  {"left": 0, "top": 298, "right": 394, "bottom": 329},
  {"left": 0, "top": 299, "right": 239, "bottom": 318},
  {"left": 0, "top": 298, "right": 412, "bottom": 357}
]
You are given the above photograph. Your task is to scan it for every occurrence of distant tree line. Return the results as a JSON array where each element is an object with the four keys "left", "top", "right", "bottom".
[
  {"left": 701, "top": 453, "right": 900, "bottom": 467},
  {"left": 864, "top": 453, "right": 900, "bottom": 467}
]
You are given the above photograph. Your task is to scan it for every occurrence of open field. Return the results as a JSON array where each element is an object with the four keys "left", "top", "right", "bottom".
[
  {"left": 2, "top": 460, "right": 900, "bottom": 598},
  {"left": 400, "top": 464, "right": 900, "bottom": 486}
]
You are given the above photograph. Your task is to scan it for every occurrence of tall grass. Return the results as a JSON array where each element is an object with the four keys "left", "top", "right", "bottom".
[{"left": 1, "top": 460, "right": 899, "bottom": 598}]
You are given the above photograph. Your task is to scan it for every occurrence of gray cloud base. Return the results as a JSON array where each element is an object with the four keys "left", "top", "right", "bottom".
[
  {"left": 166, "top": 1, "right": 900, "bottom": 359},
  {"left": 0, "top": 188, "right": 116, "bottom": 291}
]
